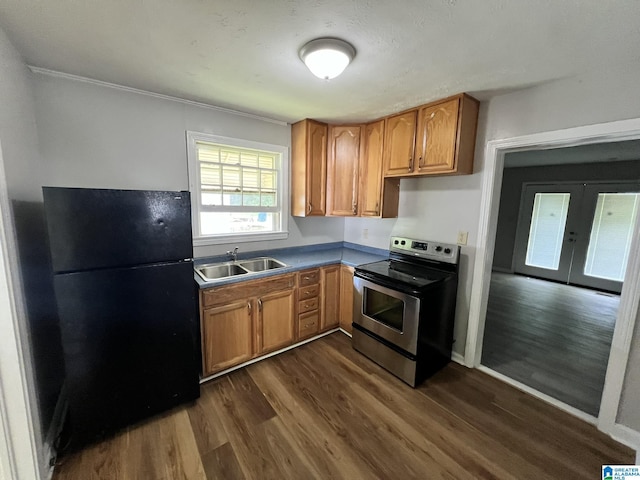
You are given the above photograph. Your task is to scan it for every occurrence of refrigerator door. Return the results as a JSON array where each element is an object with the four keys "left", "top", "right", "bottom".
[
  {"left": 43, "top": 187, "right": 193, "bottom": 273},
  {"left": 54, "top": 260, "right": 199, "bottom": 450}
]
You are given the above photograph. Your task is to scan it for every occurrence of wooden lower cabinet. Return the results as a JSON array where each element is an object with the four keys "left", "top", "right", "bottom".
[
  {"left": 258, "top": 288, "right": 295, "bottom": 354},
  {"left": 296, "top": 268, "right": 321, "bottom": 340},
  {"left": 321, "top": 264, "right": 340, "bottom": 330},
  {"left": 202, "top": 300, "right": 253, "bottom": 375},
  {"left": 339, "top": 265, "right": 355, "bottom": 334},
  {"left": 200, "top": 273, "right": 295, "bottom": 376}
]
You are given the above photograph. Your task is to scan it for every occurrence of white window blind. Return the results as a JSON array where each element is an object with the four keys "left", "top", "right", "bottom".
[
  {"left": 525, "top": 193, "right": 571, "bottom": 270},
  {"left": 584, "top": 193, "right": 640, "bottom": 281}
]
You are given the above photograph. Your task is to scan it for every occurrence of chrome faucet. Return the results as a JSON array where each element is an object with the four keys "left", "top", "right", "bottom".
[{"left": 226, "top": 247, "right": 239, "bottom": 262}]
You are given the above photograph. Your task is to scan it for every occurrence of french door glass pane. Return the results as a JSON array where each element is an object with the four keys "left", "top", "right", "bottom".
[
  {"left": 584, "top": 193, "right": 640, "bottom": 281},
  {"left": 525, "top": 193, "right": 571, "bottom": 270}
]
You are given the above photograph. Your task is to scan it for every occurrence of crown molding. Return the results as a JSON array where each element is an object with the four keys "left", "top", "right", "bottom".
[{"left": 28, "top": 66, "right": 288, "bottom": 127}]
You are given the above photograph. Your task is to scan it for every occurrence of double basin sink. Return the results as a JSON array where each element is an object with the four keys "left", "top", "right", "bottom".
[{"left": 195, "top": 257, "right": 287, "bottom": 282}]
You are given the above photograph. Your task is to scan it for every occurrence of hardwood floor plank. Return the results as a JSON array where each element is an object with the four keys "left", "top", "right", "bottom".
[
  {"left": 53, "top": 332, "right": 634, "bottom": 480},
  {"left": 201, "top": 442, "right": 245, "bottom": 480},
  {"left": 188, "top": 379, "right": 229, "bottom": 455},
  {"left": 248, "top": 359, "right": 379, "bottom": 479},
  {"left": 482, "top": 273, "right": 617, "bottom": 416}
]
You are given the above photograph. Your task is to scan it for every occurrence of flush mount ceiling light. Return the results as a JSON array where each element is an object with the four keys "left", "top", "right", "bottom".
[{"left": 299, "top": 38, "right": 356, "bottom": 80}]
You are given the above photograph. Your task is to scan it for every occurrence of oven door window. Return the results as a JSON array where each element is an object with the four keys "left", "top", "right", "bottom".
[{"left": 363, "top": 287, "right": 405, "bottom": 332}]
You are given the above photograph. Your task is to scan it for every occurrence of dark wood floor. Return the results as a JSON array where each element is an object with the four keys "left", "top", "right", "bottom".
[
  {"left": 53, "top": 332, "right": 632, "bottom": 480},
  {"left": 482, "top": 272, "right": 619, "bottom": 416}
]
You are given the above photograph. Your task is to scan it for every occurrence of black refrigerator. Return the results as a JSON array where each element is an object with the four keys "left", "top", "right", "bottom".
[{"left": 43, "top": 187, "right": 200, "bottom": 452}]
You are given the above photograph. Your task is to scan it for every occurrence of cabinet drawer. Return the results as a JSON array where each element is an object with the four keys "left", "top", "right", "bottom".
[
  {"left": 299, "top": 269, "right": 320, "bottom": 287},
  {"left": 298, "top": 284, "right": 319, "bottom": 300},
  {"left": 298, "top": 310, "right": 319, "bottom": 339},
  {"left": 298, "top": 297, "right": 318, "bottom": 314}
]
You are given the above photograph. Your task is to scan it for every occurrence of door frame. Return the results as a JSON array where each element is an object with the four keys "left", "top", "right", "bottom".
[
  {"left": 0, "top": 141, "right": 43, "bottom": 479},
  {"left": 464, "top": 117, "right": 640, "bottom": 443}
]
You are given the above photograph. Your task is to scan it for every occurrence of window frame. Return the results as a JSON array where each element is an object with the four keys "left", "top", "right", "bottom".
[{"left": 186, "top": 131, "right": 289, "bottom": 245}]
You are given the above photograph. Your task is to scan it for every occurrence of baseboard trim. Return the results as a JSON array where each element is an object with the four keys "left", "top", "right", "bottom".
[
  {"left": 200, "top": 328, "right": 340, "bottom": 383},
  {"left": 338, "top": 328, "right": 352, "bottom": 338},
  {"left": 478, "top": 365, "right": 597, "bottom": 424},
  {"left": 491, "top": 266, "right": 513, "bottom": 274},
  {"left": 451, "top": 352, "right": 465, "bottom": 365},
  {"left": 610, "top": 423, "right": 640, "bottom": 454}
]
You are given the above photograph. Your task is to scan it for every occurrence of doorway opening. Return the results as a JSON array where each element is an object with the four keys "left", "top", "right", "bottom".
[{"left": 480, "top": 142, "right": 640, "bottom": 418}]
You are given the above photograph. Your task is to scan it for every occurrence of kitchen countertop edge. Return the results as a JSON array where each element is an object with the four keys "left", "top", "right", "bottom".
[{"left": 194, "top": 243, "right": 388, "bottom": 289}]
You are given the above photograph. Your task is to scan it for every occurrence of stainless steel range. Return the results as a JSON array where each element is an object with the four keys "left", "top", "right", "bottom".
[{"left": 352, "top": 236, "right": 460, "bottom": 387}]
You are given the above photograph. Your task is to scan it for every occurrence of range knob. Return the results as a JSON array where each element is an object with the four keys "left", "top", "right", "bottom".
[
  {"left": 400, "top": 240, "right": 406, "bottom": 245},
  {"left": 435, "top": 246, "right": 443, "bottom": 252},
  {"left": 394, "top": 240, "right": 399, "bottom": 245},
  {"left": 444, "top": 248, "right": 452, "bottom": 254}
]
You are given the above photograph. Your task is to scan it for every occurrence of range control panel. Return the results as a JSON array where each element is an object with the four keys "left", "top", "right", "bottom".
[{"left": 389, "top": 236, "right": 459, "bottom": 264}]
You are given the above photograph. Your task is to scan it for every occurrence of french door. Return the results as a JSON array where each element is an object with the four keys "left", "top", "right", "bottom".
[{"left": 513, "top": 182, "right": 640, "bottom": 293}]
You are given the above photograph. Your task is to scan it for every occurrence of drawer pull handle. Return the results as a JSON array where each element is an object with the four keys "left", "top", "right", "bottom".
[
  {"left": 248, "top": 302, "right": 252, "bottom": 314},
  {"left": 258, "top": 299, "right": 263, "bottom": 312}
]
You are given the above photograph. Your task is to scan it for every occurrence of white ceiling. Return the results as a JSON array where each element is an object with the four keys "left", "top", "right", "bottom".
[{"left": 1, "top": 1, "right": 640, "bottom": 124}]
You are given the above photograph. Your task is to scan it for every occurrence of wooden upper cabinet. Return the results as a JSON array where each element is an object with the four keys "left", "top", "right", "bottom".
[
  {"left": 415, "top": 98, "right": 459, "bottom": 173},
  {"left": 383, "top": 110, "right": 417, "bottom": 176},
  {"left": 358, "top": 120, "right": 384, "bottom": 217},
  {"left": 326, "top": 125, "right": 362, "bottom": 216},
  {"left": 291, "top": 119, "right": 327, "bottom": 216}
]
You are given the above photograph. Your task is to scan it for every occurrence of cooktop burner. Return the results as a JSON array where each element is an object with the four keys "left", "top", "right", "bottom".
[
  {"left": 355, "top": 259, "right": 450, "bottom": 289},
  {"left": 354, "top": 236, "right": 460, "bottom": 293}
]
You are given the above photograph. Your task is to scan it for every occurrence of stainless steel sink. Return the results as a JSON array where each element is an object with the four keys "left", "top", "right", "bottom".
[
  {"left": 237, "top": 257, "right": 287, "bottom": 272},
  {"left": 195, "top": 257, "right": 287, "bottom": 282},
  {"left": 196, "top": 262, "right": 247, "bottom": 281}
]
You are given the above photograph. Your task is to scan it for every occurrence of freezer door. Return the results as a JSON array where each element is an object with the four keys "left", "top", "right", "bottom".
[
  {"left": 54, "top": 261, "right": 199, "bottom": 450},
  {"left": 43, "top": 187, "right": 193, "bottom": 272}
]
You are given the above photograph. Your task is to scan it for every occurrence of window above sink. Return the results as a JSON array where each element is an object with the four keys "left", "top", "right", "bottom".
[{"left": 186, "top": 131, "right": 289, "bottom": 246}]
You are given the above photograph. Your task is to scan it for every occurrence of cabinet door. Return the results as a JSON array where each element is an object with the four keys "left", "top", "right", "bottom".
[
  {"left": 321, "top": 265, "right": 341, "bottom": 330},
  {"left": 358, "top": 120, "right": 384, "bottom": 217},
  {"left": 291, "top": 119, "right": 327, "bottom": 216},
  {"left": 202, "top": 300, "right": 253, "bottom": 375},
  {"left": 339, "top": 265, "right": 355, "bottom": 334},
  {"left": 415, "top": 98, "right": 459, "bottom": 174},
  {"left": 383, "top": 110, "right": 417, "bottom": 176},
  {"left": 326, "top": 125, "right": 361, "bottom": 216},
  {"left": 258, "top": 288, "right": 295, "bottom": 354}
]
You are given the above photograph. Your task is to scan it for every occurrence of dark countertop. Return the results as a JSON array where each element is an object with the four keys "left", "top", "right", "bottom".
[{"left": 194, "top": 242, "right": 388, "bottom": 289}]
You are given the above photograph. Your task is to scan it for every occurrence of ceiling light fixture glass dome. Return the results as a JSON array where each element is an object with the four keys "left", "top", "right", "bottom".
[{"left": 299, "top": 38, "right": 356, "bottom": 80}]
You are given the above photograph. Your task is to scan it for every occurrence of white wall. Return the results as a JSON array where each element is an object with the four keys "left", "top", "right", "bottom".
[
  {"left": 0, "top": 25, "right": 46, "bottom": 480},
  {"left": 32, "top": 73, "right": 345, "bottom": 258},
  {"left": 346, "top": 64, "right": 640, "bottom": 433}
]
